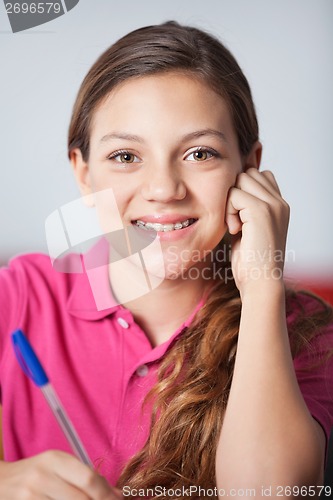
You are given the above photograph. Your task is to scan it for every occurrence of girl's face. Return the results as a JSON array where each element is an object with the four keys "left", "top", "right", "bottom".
[{"left": 72, "top": 72, "right": 255, "bottom": 280}]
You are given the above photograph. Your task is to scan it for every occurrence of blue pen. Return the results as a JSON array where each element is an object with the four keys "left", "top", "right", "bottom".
[{"left": 11, "top": 329, "right": 93, "bottom": 467}]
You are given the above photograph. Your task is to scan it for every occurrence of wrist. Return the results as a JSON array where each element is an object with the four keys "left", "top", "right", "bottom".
[
  {"left": 239, "top": 277, "right": 285, "bottom": 303},
  {"left": 239, "top": 279, "right": 288, "bottom": 341}
]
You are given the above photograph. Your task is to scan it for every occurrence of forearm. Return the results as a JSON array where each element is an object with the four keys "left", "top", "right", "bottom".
[{"left": 216, "top": 281, "right": 323, "bottom": 492}]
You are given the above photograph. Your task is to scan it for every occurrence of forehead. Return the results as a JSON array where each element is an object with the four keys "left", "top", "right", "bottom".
[{"left": 90, "top": 72, "right": 235, "bottom": 141}]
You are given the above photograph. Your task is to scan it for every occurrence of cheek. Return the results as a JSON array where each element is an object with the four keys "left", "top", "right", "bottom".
[
  {"left": 203, "top": 173, "right": 235, "bottom": 218},
  {"left": 91, "top": 189, "right": 124, "bottom": 236},
  {"left": 210, "top": 191, "right": 228, "bottom": 215},
  {"left": 89, "top": 172, "right": 132, "bottom": 222}
]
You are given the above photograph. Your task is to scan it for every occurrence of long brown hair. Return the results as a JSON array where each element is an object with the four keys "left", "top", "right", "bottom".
[{"left": 68, "top": 21, "right": 333, "bottom": 497}]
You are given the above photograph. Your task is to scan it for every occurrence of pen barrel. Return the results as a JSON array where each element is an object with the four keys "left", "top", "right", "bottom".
[{"left": 41, "top": 384, "right": 93, "bottom": 467}]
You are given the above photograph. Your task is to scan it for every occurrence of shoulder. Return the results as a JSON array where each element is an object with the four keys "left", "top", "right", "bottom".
[
  {"left": 0, "top": 252, "right": 73, "bottom": 297},
  {"left": 285, "top": 288, "right": 333, "bottom": 400},
  {"left": 0, "top": 251, "right": 82, "bottom": 284},
  {"left": 286, "top": 289, "right": 333, "bottom": 456},
  {"left": 286, "top": 288, "right": 332, "bottom": 320},
  {"left": 286, "top": 288, "right": 333, "bottom": 361},
  {"left": 286, "top": 288, "right": 333, "bottom": 343},
  {"left": 0, "top": 252, "right": 79, "bottom": 335},
  {"left": 1, "top": 252, "right": 52, "bottom": 278},
  {"left": 0, "top": 252, "right": 50, "bottom": 300},
  {"left": 286, "top": 288, "right": 333, "bottom": 369}
]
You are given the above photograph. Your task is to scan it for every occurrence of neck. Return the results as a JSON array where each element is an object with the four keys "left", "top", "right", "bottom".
[
  {"left": 127, "top": 277, "right": 207, "bottom": 346},
  {"left": 109, "top": 261, "right": 209, "bottom": 347}
]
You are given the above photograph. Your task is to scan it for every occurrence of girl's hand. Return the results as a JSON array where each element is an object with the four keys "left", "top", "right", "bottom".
[
  {"left": 225, "top": 168, "right": 290, "bottom": 297},
  {"left": 0, "top": 451, "right": 123, "bottom": 499}
]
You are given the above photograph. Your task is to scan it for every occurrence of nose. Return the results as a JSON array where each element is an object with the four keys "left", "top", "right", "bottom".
[{"left": 140, "top": 163, "right": 187, "bottom": 203}]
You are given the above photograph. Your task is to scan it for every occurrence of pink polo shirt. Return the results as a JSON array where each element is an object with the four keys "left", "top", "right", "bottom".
[{"left": 0, "top": 240, "right": 333, "bottom": 484}]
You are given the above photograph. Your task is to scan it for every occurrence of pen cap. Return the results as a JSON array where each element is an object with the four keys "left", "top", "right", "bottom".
[{"left": 12, "top": 329, "right": 49, "bottom": 387}]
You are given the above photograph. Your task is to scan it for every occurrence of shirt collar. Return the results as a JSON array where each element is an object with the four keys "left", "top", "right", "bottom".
[
  {"left": 67, "top": 237, "right": 120, "bottom": 320},
  {"left": 137, "top": 297, "right": 205, "bottom": 364},
  {"left": 66, "top": 237, "right": 205, "bottom": 327}
]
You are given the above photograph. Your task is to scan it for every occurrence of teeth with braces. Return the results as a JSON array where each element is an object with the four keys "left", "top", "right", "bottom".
[{"left": 134, "top": 218, "right": 196, "bottom": 232}]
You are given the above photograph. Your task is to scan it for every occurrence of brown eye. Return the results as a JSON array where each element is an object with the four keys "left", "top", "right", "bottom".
[
  {"left": 120, "top": 153, "right": 135, "bottom": 163},
  {"left": 185, "top": 148, "right": 216, "bottom": 162},
  {"left": 108, "top": 150, "right": 140, "bottom": 164},
  {"left": 193, "top": 150, "right": 208, "bottom": 161}
]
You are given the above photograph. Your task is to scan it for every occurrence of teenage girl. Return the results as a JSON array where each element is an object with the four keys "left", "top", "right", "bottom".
[{"left": 0, "top": 21, "right": 332, "bottom": 499}]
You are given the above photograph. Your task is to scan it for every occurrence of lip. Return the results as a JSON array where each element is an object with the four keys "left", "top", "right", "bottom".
[{"left": 131, "top": 214, "right": 197, "bottom": 224}]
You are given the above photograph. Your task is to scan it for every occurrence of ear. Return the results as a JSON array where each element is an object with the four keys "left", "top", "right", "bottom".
[
  {"left": 243, "top": 141, "right": 262, "bottom": 171},
  {"left": 70, "top": 148, "right": 94, "bottom": 206}
]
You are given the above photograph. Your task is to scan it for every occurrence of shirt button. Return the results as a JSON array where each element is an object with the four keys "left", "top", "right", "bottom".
[
  {"left": 117, "top": 317, "right": 129, "bottom": 329},
  {"left": 136, "top": 364, "right": 149, "bottom": 377}
]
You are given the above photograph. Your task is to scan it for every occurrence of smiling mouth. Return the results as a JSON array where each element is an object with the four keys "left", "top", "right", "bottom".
[{"left": 132, "top": 218, "right": 198, "bottom": 232}]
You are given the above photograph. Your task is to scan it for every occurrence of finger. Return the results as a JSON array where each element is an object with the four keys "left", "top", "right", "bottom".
[
  {"left": 225, "top": 211, "right": 242, "bottom": 235},
  {"left": 225, "top": 187, "right": 242, "bottom": 235},
  {"left": 243, "top": 168, "right": 282, "bottom": 198},
  {"left": 260, "top": 170, "right": 282, "bottom": 195},
  {"left": 226, "top": 187, "right": 270, "bottom": 225},
  {"left": 236, "top": 170, "right": 281, "bottom": 204},
  {"left": 28, "top": 473, "right": 90, "bottom": 500},
  {"left": 41, "top": 451, "right": 113, "bottom": 499},
  {"left": 0, "top": 457, "right": 91, "bottom": 500},
  {"left": 225, "top": 187, "right": 247, "bottom": 235}
]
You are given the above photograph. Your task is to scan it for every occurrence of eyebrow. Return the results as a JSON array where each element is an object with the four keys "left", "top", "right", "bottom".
[
  {"left": 100, "top": 132, "right": 145, "bottom": 144},
  {"left": 99, "top": 128, "right": 228, "bottom": 144}
]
